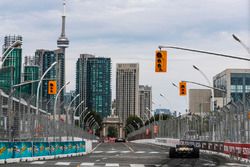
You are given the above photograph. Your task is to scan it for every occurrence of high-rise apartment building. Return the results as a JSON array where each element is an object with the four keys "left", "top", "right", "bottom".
[
  {"left": 139, "top": 85, "right": 152, "bottom": 122},
  {"left": 0, "top": 35, "right": 22, "bottom": 93},
  {"left": 35, "top": 49, "right": 58, "bottom": 112},
  {"left": 76, "top": 54, "right": 111, "bottom": 118},
  {"left": 22, "top": 56, "right": 39, "bottom": 98},
  {"left": 116, "top": 63, "right": 139, "bottom": 125}
]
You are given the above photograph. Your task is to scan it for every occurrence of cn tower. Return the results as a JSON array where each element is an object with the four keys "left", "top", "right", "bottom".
[
  {"left": 57, "top": 0, "right": 69, "bottom": 107},
  {"left": 57, "top": 0, "right": 69, "bottom": 49}
]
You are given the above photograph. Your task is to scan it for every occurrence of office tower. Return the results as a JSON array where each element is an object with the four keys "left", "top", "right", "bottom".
[
  {"left": 213, "top": 69, "right": 250, "bottom": 108},
  {"left": 189, "top": 89, "right": 211, "bottom": 114},
  {"left": 139, "top": 85, "right": 152, "bottom": 121},
  {"left": 116, "top": 63, "right": 139, "bottom": 125},
  {"left": 76, "top": 54, "right": 111, "bottom": 118},
  {"left": 0, "top": 35, "right": 22, "bottom": 93},
  {"left": 57, "top": 0, "right": 69, "bottom": 106}
]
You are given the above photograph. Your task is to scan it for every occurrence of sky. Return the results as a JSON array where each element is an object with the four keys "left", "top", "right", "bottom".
[{"left": 0, "top": 0, "right": 249, "bottom": 114}]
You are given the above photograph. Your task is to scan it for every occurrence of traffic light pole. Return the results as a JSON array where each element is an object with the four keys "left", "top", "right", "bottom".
[{"left": 158, "top": 45, "right": 250, "bottom": 61}]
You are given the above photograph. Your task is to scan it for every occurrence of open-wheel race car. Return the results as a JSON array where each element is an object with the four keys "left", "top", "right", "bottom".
[{"left": 169, "top": 144, "right": 199, "bottom": 158}]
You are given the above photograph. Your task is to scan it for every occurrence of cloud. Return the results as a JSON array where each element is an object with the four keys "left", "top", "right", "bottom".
[{"left": 0, "top": 0, "right": 248, "bottom": 113}]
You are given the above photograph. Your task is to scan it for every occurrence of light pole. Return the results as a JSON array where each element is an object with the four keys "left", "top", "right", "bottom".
[
  {"left": 53, "top": 81, "right": 70, "bottom": 141},
  {"left": 79, "top": 107, "right": 88, "bottom": 127},
  {"left": 133, "top": 120, "right": 140, "bottom": 129},
  {"left": 73, "top": 100, "right": 84, "bottom": 125},
  {"left": 192, "top": 65, "right": 215, "bottom": 141},
  {"left": 66, "top": 93, "right": 79, "bottom": 140},
  {"left": 88, "top": 118, "right": 95, "bottom": 129},
  {"left": 232, "top": 33, "right": 249, "bottom": 143},
  {"left": 82, "top": 111, "right": 91, "bottom": 130},
  {"left": 36, "top": 62, "right": 57, "bottom": 116},
  {"left": 86, "top": 116, "right": 94, "bottom": 128},
  {"left": 35, "top": 62, "right": 57, "bottom": 140},
  {"left": 89, "top": 119, "right": 96, "bottom": 129}
]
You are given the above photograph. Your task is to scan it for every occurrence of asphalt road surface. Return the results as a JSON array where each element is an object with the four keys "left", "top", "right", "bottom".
[{"left": 1, "top": 142, "right": 249, "bottom": 167}]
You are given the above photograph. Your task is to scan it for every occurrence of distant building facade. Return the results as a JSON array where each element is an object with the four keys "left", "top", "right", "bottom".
[
  {"left": 189, "top": 89, "right": 211, "bottom": 114},
  {"left": 139, "top": 85, "right": 152, "bottom": 122},
  {"left": 213, "top": 69, "right": 250, "bottom": 108},
  {"left": 116, "top": 63, "right": 139, "bottom": 125},
  {"left": 76, "top": 54, "right": 111, "bottom": 118},
  {"left": 154, "top": 108, "right": 171, "bottom": 115}
]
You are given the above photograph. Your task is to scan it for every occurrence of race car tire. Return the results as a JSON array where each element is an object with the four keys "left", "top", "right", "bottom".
[
  {"left": 193, "top": 147, "right": 199, "bottom": 158},
  {"left": 169, "top": 147, "right": 176, "bottom": 158}
]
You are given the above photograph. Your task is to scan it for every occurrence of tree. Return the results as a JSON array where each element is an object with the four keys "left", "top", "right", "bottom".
[{"left": 107, "top": 126, "right": 118, "bottom": 137}]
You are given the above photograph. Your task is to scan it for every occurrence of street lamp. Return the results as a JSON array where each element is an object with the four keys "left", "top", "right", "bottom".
[
  {"left": 133, "top": 120, "right": 140, "bottom": 129},
  {"left": 0, "top": 40, "right": 22, "bottom": 69},
  {"left": 53, "top": 81, "right": 70, "bottom": 141},
  {"left": 232, "top": 34, "right": 250, "bottom": 54},
  {"left": 89, "top": 119, "right": 96, "bottom": 129},
  {"left": 66, "top": 93, "right": 79, "bottom": 140},
  {"left": 35, "top": 62, "right": 57, "bottom": 139},
  {"left": 36, "top": 62, "right": 57, "bottom": 115},
  {"left": 88, "top": 118, "right": 95, "bottom": 128},
  {"left": 172, "top": 82, "right": 179, "bottom": 88},
  {"left": 79, "top": 107, "right": 88, "bottom": 127},
  {"left": 73, "top": 100, "right": 84, "bottom": 125},
  {"left": 82, "top": 111, "right": 91, "bottom": 129}
]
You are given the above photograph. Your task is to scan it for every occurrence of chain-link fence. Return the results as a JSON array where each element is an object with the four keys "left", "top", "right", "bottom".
[
  {"left": 0, "top": 90, "right": 97, "bottom": 141},
  {"left": 128, "top": 100, "right": 250, "bottom": 143}
]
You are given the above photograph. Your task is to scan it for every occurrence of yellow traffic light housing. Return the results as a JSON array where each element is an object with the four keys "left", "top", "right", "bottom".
[
  {"left": 179, "top": 81, "right": 187, "bottom": 96},
  {"left": 155, "top": 50, "right": 167, "bottom": 72},
  {"left": 48, "top": 80, "right": 57, "bottom": 95}
]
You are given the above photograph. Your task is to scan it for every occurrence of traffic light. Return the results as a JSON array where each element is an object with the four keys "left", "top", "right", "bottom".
[
  {"left": 48, "top": 80, "right": 57, "bottom": 95},
  {"left": 179, "top": 81, "right": 187, "bottom": 96},
  {"left": 155, "top": 50, "right": 167, "bottom": 72},
  {"left": 248, "top": 112, "right": 250, "bottom": 120}
]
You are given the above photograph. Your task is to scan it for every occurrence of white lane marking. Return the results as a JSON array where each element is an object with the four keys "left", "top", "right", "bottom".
[
  {"left": 120, "top": 151, "right": 131, "bottom": 153},
  {"left": 91, "top": 143, "right": 102, "bottom": 153},
  {"left": 135, "top": 151, "right": 146, "bottom": 153},
  {"left": 96, "top": 159, "right": 100, "bottom": 162},
  {"left": 149, "top": 151, "right": 159, "bottom": 154},
  {"left": 55, "top": 162, "right": 71, "bottom": 165},
  {"left": 30, "top": 161, "right": 46, "bottom": 164},
  {"left": 93, "top": 151, "right": 103, "bottom": 153},
  {"left": 203, "top": 163, "right": 216, "bottom": 166},
  {"left": 123, "top": 143, "right": 135, "bottom": 152},
  {"left": 225, "top": 163, "right": 249, "bottom": 166},
  {"left": 107, "top": 151, "right": 118, "bottom": 153},
  {"left": 130, "top": 164, "right": 144, "bottom": 167},
  {"left": 105, "top": 163, "right": 119, "bottom": 166},
  {"left": 80, "top": 162, "right": 95, "bottom": 166}
]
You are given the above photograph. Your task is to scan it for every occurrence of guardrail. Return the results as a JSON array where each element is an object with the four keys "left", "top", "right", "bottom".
[{"left": 0, "top": 141, "right": 86, "bottom": 163}]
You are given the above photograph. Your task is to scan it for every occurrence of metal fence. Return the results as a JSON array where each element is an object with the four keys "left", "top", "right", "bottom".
[
  {"left": 128, "top": 100, "right": 250, "bottom": 143},
  {"left": 0, "top": 89, "right": 96, "bottom": 141}
]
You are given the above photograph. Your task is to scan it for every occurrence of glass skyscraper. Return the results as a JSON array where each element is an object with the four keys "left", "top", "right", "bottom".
[{"left": 76, "top": 54, "right": 111, "bottom": 119}]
